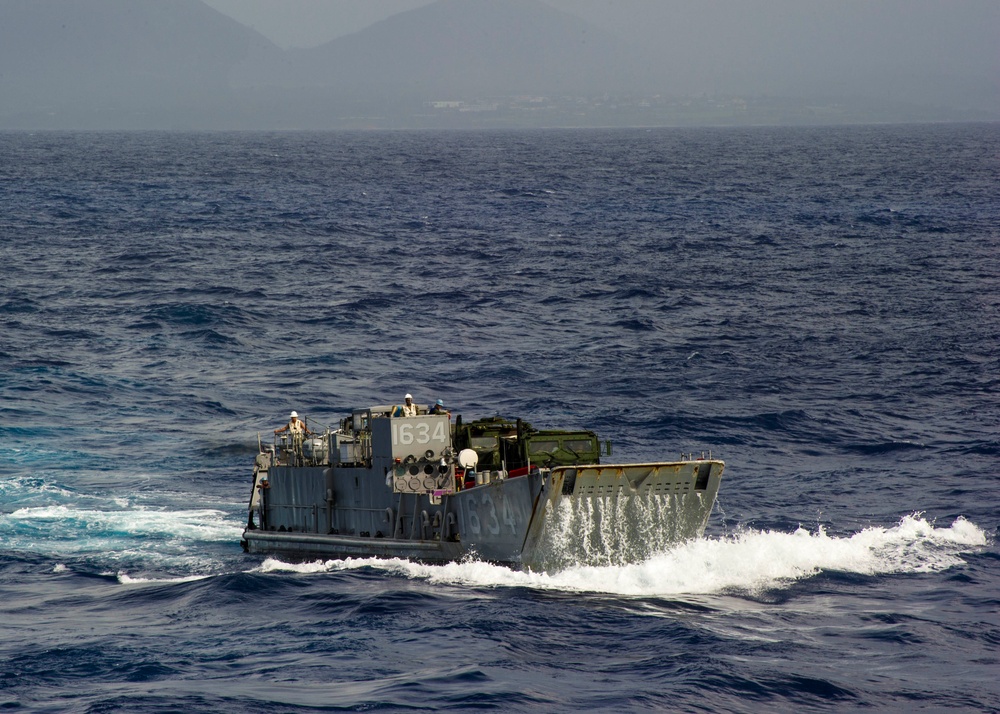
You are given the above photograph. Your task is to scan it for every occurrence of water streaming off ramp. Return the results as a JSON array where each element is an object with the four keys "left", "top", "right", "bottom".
[{"left": 531, "top": 491, "right": 713, "bottom": 569}]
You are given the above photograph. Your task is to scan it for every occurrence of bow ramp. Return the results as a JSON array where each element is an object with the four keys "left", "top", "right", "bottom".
[{"left": 520, "top": 461, "right": 725, "bottom": 571}]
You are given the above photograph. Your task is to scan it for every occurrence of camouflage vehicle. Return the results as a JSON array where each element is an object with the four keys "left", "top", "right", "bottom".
[
  {"left": 451, "top": 415, "right": 605, "bottom": 473},
  {"left": 242, "top": 404, "right": 725, "bottom": 570}
]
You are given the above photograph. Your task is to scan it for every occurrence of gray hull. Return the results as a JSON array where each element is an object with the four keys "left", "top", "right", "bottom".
[{"left": 242, "top": 459, "right": 724, "bottom": 571}]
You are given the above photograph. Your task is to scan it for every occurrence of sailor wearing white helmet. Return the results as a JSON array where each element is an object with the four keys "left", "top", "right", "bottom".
[
  {"left": 395, "top": 393, "right": 419, "bottom": 417},
  {"left": 275, "top": 410, "right": 311, "bottom": 435}
]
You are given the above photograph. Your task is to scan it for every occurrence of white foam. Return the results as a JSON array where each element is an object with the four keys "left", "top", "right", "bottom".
[
  {"left": 4, "top": 504, "right": 241, "bottom": 542},
  {"left": 1, "top": 504, "right": 245, "bottom": 578},
  {"left": 255, "top": 515, "right": 988, "bottom": 597},
  {"left": 117, "top": 572, "right": 211, "bottom": 585}
]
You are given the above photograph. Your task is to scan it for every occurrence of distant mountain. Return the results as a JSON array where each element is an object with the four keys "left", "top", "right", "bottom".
[
  {"left": 1, "top": 0, "right": 656, "bottom": 128},
  {"left": 246, "top": 0, "right": 650, "bottom": 98},
  {"left": 1, "top": 0, "right": 996, "bottom": 129},
  {"left": 0, "top": 0, "right": 279, "bottom": 128}
]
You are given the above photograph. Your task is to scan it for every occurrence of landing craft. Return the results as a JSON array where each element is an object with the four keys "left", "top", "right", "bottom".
[{"left": 241, "top": 403, "right": 725, "bottom": 571}]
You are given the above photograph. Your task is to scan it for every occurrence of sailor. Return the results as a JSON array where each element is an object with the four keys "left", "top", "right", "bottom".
[
  {"left": 274, "top": 410, "right": 311, "bottom": 436},
  {"left": 429, "top": 399, "right": 450, "bottom": 417},
  {"left": 394, "top": 394, "right": 419, "bottom": 418}
]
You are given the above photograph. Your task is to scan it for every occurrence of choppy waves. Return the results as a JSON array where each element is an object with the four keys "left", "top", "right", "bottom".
[{"left": 1, "top": 125, "right": 998, "bottom": 712}]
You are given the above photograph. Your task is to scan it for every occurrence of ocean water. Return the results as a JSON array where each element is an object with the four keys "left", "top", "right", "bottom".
[{"left": 1, "top": 124, "right": 998, "bottom": 712}]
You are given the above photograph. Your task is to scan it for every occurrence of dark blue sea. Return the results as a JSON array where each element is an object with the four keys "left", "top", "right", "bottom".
[{"left": 1, "top": 124, "right": 998, "bottom": 713}]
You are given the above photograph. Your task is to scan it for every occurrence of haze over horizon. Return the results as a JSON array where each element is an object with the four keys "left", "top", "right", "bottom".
[
  {"left": 202, "top": 0, "right": 1000, "bottom": 101},
  {"left": 2, "top": 0, "right": 997, "bottom": 130}
]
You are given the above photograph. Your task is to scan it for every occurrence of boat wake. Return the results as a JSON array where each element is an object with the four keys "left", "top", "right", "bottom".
[
  {"left": 2, "top": 485, "right": 987, "bottom": 597},
  {"left": 257, "top": 514, "right": 988, "bottom": 597},
  {"left": 1, "top": 503, "right": 242, "bottom": 577}
]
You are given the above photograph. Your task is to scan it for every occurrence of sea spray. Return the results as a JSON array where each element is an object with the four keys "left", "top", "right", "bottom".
[{"left": 256, "top": 515, "right": 988, "bottom": 598}]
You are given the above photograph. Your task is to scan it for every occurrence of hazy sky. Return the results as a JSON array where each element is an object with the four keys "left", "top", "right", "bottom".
[
  {"left": 200, "top": 0, "right": 1000, "bottom": 62},
  {"left": 203, "top": 1, "right": 660, "bottom": 48},
  {"left": 202, "top": 0, "right": 436, "bottom": 48},
  {"left": 200, "top": 0, "right": 746, "bottom": 50},
  {"left": 201, "top": 0, "right": 999, "bottom": 100},
  {"left": 4, "top": 0, "right": 995, "bottom": 129}
]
